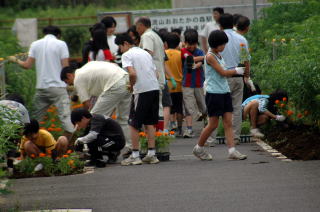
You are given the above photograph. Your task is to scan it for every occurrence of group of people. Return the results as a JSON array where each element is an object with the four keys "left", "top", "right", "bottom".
[{"left": 4, "top": 7, "right": 288, "bottom": 168}]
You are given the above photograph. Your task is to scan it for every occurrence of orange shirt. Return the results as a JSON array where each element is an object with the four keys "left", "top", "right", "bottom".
[{"left": 165, "top": 49, "right": 183, "bottom": 93}]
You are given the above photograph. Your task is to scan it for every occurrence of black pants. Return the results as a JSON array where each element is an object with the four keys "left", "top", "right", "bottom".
[{"left": 87, "top": 136, "right": 125, "bottom": 161}]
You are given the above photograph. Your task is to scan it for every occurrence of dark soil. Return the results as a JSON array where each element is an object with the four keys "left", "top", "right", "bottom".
[{"left": 264, "top": 123, "right": 320, "bottom": 160}]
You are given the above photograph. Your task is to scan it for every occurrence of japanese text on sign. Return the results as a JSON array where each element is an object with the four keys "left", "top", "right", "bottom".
[{"left": 150, "top": 13, "right": 212, "bottom": 32}]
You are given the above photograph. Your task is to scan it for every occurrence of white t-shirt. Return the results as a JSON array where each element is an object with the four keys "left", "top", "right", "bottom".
[
  {"left": 139, "top": 28, "right": 165, "bottom": 88},
  {"left": 199, "top": 21, "right": 220, "bottom": 39},
  {"left": 29, "top": 34, "right": 69, "bottom": 89},
  {"left": 74, "top": 61, "right": 127, "bottom": 102},
  {"left": 107, "top": 35, "right": 118, "bottom": 55},
  {"left": 122, "top": 47, "right": 159, "bottom": 94}
]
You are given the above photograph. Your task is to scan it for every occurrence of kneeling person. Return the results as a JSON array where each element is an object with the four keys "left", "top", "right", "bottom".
[
  {"left": 20, "top": 119, "right": 69, "bottom": 159},
  {"left": 71, "top": 108, "right": 125, "bottom": 167}
]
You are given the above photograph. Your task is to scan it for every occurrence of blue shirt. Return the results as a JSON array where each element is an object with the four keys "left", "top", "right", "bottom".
[
  {"left": 242, "top": 95, "right": 270, "bottom": 112},
  {"left": 204, "top": 52, "right": 230, "bottom": 94},
  {"left": 221, "top": 29, "right": 251, "bottom": 69}
]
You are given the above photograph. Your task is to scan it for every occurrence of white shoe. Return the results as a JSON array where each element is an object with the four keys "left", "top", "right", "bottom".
[
  {"left": 228, "top": 150, "right": 247, "bottom": 160},
  {"left": 205, "top": 136, "right": 216, "bottom": 147},
  {"left": 250, "top": 128, "right": 264, "bottom": 138},
  {"left": 183, "top": 129, "right": 194, "bottom": 138},
  {"left": 121, "top": 155, "right": 142, "bottom": 166},
  {"left": 193, "top": 146, "right": 212, "bottom": 160},
  {"left": 142, "top": 155, "right": 160, "bottom": 164}
]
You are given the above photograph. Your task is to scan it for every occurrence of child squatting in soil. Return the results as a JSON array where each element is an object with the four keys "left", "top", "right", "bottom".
[{"left": 242, "top": 89, "right": 288, "bottom": 138}]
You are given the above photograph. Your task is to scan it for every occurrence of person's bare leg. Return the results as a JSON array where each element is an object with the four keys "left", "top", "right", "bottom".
[
  {"left": 130, "top": 126, "right": 140, "bottom": 150},
  {"left": 222, "top": 112, "right": 235, "bottom": 148},
  {"left": 24, "top": 141, "right": 41, "bottom": 157},
  {"left": 257, "top": 114, "right": 269, "bottom": 126},
  {"left": 163, "top": 106, "right": 170, "bottom": 131},
  {"left": 197, "top": 117, "right": 219, "bottom": 147},
  {"left": 248, "top": 101, "right": 259, "bottom": 129},
  {"left": 145, "top": 125, "right": 156, "bottom": 148},
  {"left": 55, "top": 136, "right": 69, "bottom": 156}
]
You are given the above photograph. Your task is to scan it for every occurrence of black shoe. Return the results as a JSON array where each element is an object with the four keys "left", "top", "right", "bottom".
[
  {"left": 85, "top": 159, "right": 106, "bottom": 168},
  {"left": 106, "top": 151, "right": 120, "bottom": 164}
]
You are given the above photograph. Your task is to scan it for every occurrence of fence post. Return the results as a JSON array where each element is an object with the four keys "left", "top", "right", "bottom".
[{"left": 253, "top": 0, "right": 257, "bottom": 20}]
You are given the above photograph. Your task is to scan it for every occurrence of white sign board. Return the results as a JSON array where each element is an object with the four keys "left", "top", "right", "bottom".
[{"left": 150, "top": 13, "right": 212, "bottom": 32}]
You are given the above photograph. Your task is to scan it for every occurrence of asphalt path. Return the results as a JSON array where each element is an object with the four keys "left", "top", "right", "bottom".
[{"left": 2, "top": 125, "right": 320, "bottom": 212}]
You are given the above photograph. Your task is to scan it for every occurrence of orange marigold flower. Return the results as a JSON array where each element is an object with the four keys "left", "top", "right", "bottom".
[
  {"left": 283, "top": 97, "right": 287, "bottom": 101},
  {"left": 30, "top": 154, "right": 36, "bottom": 158},
  {"left": 55, "top": 128, "right": 62, "bottom": 132},
  {"left": 47, "top": 127, "right": 54, "bottom": 132},
  {"left": 139, "top": 132, "right": 146, "bottom": 137},
  {"left": 47, "top": 149, "right": 52, "bottom": 154},
  {"left": 39, "top": 153, "right": 46, "bottom": 157},
  {"left": 304, "top": 111, "right": 309, "bottom": 116},
  {"left": 67, "top": 160, "right": 74, "bottom": 166},
  {"left": 47, "top": 108, "right": 54, "bottom": 113},
  {"left": 297, "top": 113, "right": 303, "bottom": 118},
  {"left": 275, "top": 100, "right": 280, "bottom": 104},
  {"left": 287, "top": 110, "right": 294, "bottom": 116},
  {"left": 51, "top": 123, "right": 56, "bottom": 127},
  {"left": 62, "top": 154, "right": 69, "bottom": 158},
  {"left": 240, "top": 43, "right": 245, "bottom": 47},
  {"left": 164, "top": 132, "right": 168, "bottom": 136},
  {"left": 155, "top": 131, "right": 163, "bottom": 137},
  {"left": 39, "top": 121, "right": 46, "bottom": 125},
  {"left": 67, "top": 149, "right": 73, "bottom": 154},
  {"left": 280, "top": 103, "right": 285, "bottom": 108},
  {"left": 169, "top": 131, "right": 175, "bottom": 135},
  {"left": 51, "top": 119, "right": 56, "bottom": 122}
]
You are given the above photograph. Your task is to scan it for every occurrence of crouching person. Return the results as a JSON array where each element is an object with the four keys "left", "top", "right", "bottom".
[
  {"left": 71, "top": 108, "right": 125, "bottom": 167},
  {"left": 20, "top": 119, "right": 69, "bottom": 159}
]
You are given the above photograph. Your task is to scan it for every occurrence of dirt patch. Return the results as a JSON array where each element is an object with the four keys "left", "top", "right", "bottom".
[{"left": 263, "top": 124, "right": 320, "bottom": 160}]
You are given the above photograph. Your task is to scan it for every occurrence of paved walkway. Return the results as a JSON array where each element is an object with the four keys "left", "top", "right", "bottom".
[{"left": 2, "top": 125, "right": 320, "bottom": 212}]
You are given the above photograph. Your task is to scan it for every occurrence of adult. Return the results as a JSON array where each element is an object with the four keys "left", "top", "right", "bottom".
[
  {"left": 199, "top": 7, "right": 224, "bottom": 54},
  {"left": 101, "top": 16, "right": 119, "bottom": 57},
  {"left": 219, "top": 13, "right": 251, "bottom": 144},
  {"left": 60, "top": 61, "right": 131, "bottom": 143},
  {"left": 8, "top": 25, "right": 74, "bottom": 138}
]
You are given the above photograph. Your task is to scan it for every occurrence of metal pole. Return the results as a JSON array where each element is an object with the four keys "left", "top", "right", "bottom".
[{"left": 253, "top": 0, "right": 257, "bottom": 20}]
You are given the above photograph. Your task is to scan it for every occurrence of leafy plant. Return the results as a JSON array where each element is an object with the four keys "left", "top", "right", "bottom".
[{"left": 139, "top": 131, "right": 175, "bottom": 153}]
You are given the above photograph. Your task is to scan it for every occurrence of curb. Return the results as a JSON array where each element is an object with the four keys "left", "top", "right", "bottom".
[{"left": 254, "top": 138, "right": 292, "bottom": 162}]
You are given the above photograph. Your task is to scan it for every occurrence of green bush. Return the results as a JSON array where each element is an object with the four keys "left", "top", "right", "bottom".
[{"left": 249, "top": 1, "right": 320, "bottom": 125}]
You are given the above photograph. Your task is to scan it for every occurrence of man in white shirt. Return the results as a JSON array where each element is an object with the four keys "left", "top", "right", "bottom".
[
  {"left": 115, "top": 33, "right": 160, "bottom": 166},
  {"left": 60, "top": 61, "right": 131, "bottom": 143},
  {"left": 199, "top": 7, "right": 224, "bottom": 54},
  {"left": 8, "top": 26, "right": 74, "bottom": 137}
]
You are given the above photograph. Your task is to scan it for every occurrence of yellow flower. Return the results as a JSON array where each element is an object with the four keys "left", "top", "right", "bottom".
[
  {"left": 0, "top": 58, "right": 4, "bottom": 61},
  {"left": 281, "top": 38, "right": 286, "bottom": 42},
  {"left": 272, "top": 38, "right": 276, "bottom": 42}
]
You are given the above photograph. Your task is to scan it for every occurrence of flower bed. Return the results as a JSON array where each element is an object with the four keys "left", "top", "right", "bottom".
[{"left": 11, "top": 150, "right": 85, "bottom": 178}]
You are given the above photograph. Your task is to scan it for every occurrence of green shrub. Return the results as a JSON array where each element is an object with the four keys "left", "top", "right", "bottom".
[{"left": 249, "top": 1, "right": 320, "bottom": 126}]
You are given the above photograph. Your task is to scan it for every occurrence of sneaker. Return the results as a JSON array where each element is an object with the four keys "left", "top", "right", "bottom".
[
  {"left": 228, "top": 150, "right": 247, "bottom": 160},
  {"left": 183, "top": 129, "right": 194, "bottom": 138},
  {"left": 142, "top": 155, "right": 160, "bottom": 164},
  {"left": 250, "top": 128, "right": 264, "bottom": 138},
  {"left": 192, "top": 146, "right": 213, "bottom": 160},
  {"left": 122, "top": 148, "right": 132, "bottom": 159},
  {"left": 121, "top": 155, "right": 142, "bottom": 166},
  {"left": 205, "top": 136, "right": 216, "bottom": 147}
]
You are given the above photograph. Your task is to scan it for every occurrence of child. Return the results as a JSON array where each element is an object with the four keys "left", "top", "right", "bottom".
[
  {"left": 20, "top": 119, "right": 69, "bottom": 159},
  {"left": 115, "top": 33, "right": 160, "bottom": 166},
  {"left": 181, "top": 29, "right": 206, "bottom": 138},
  {"left": 71, "top": 108, "right": 125, "bottom": 167},
  {"left": 193, "top": 30, "right": 247, "bottom": 160},
  {"left": 165, "top": 33, "right": 184, "bottom": 136},
  {"left": 242, "top": 90, "right": 287, "bottom": 138}
]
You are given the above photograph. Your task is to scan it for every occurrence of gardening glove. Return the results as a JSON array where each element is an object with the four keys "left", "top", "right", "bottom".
[
  {"left": 7, "top": 55, "right": 18, "bottom": 63},
  {"left": 275, "top": 115, "right": 286, "bottom": 122},
  {"left": 235, "top": 67, "right": 245, "bottom": 75},
  {"left": 170, "top": 77, "right": 177, "bottom": 90},
  {"left": 74, "top": 137, "right": 84, "bottom": 146},
  {"left": 246, "top": 78, "right": 256, "bottom": 92}
]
